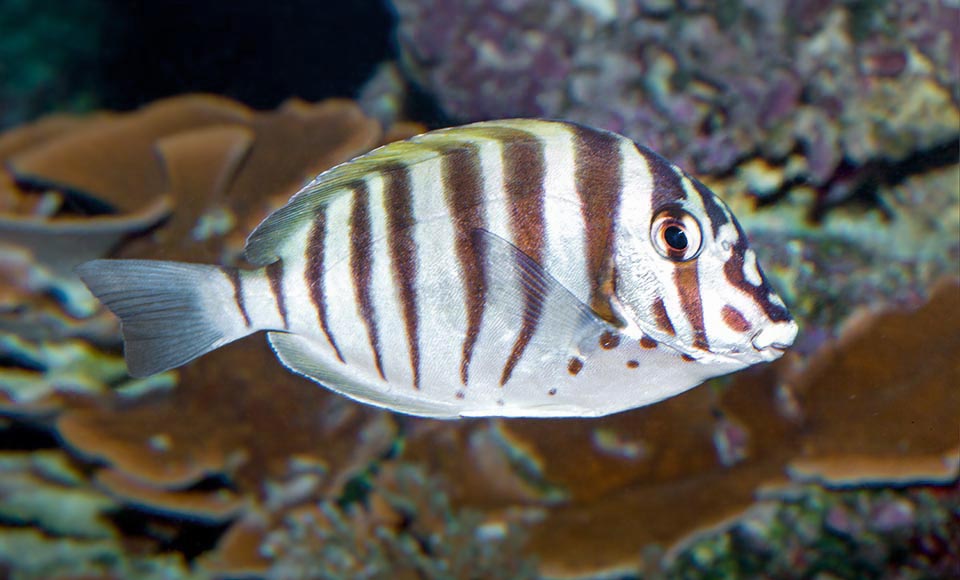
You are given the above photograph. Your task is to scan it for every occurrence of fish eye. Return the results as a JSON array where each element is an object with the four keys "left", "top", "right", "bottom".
[{"left": 651, "top": 208, "right": 702, "bottom": 261}]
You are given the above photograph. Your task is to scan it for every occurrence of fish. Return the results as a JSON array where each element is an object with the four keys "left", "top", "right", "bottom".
[{"left": 77, "top": 119, "right": 798, "bottom": 418}]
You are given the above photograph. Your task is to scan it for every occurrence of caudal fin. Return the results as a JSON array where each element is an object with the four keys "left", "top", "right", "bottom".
[{"left": 76, "top": 259, "right": 254, "bottom": 377}]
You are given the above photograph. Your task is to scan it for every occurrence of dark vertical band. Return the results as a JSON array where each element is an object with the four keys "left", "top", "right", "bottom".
[
  {"left": 441, "top": 144, "right": 487, "bottom": 386},
  {"left": 723, "top": 221, "right": 792, "bottom": 322},
  {"left": 573, "top": 124, "right": 624, "bottom": 325},
  {"left": 636, "top": 143, "right": 686, "bottom": 209},
  {"left": 224, "top": 267, "right": 251, "bottom": 328},
  {"left": 349, "top": 180, "right": 386, "bottom": 380},
  {"left": 652, "top": 296, "right": 676, "bottom": 336},
  {"left": 265, "top": 260, "right": 288, "bottom": 329},
  {"left": 690, "top": 178, "right": 730, "bottom": 238},
  {"left": 383, "top": 164, "right": 421, "bottom": 390},
  {"left": 496, "top": 129, "right": 547, "bottom": 386},
  {"left": 673, "top": 263, "right": 708, "bottom": 350},
  {"left": 306, "top": 207, "right": 344, "bottom": 362}
]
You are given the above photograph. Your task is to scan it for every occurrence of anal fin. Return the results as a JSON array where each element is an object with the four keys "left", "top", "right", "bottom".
[{"left": 267, "top": 332, "right": 460, "bottom": 418}]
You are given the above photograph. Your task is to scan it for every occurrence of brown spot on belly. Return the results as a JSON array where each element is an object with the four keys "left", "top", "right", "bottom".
[
  {"left": 680, "top": 354, "right": 696, "bottom": 362},
  {"left": 721, "top": 304, "right": 752, "bottom": 333},
  {"left": 639, "top": 335, "right": 658, "bottom": 349},
  {"left": 548, "top": 388, "right": 557, "bottom": 396},
  {"left": 626, "top": 360, "right": 639, "bottom": 369},
  {"left": 599, "top": 331, "right": 621, "bottom": 349},
  {"left": 455, "top": 390, "right": 465, "bottom": 400},
  {"left": 568, "top": 358, "right": 584, "bottom": 376}
]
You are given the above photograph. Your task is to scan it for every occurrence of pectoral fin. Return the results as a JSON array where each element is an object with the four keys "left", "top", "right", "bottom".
[{"left": 472, "top": 229, "right": 615, "bottom": 372}]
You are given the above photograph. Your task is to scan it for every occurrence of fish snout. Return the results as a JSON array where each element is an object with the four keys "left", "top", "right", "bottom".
[{"left": 751, "top": 319, "right": 799, "bottom": 358}]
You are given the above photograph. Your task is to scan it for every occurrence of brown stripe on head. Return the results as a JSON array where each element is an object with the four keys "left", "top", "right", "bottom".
[
  {"left": 652, "top": 296, "right": 676, "bottom": 336},
  {"left": 572, "top": 124, "right": 624, "bottom": 325},
  {"left": 306, "top": 209, "right": 344, "bottom": 361},
  {"left": 721, "top": 304, "right": 752, "bottom": 333},
  {"left": 349, "top": 180, "right": 386, "bottom": 380},
  {"left": 440, "top": 143, "right": 487, "bottom": 386},
  {"left": 723, "top": 220, "right": 792, "bottom": 323},
  {"left": 494, "top": 128, "right": 547, "bottom": 386},
  {"left": 635, "top": 143, "right": 686, "bottom": 210},
  {"left": 690, "top": 172, "right": 791, "bottom": 328},
  {"left": 690, "top": 177, "right": 731, "bottom": 238},
  {"left": 673, "top": 262, "right": 709, "bottom": 350},
  {"left": 265, "top": 260, "right": 288, "bottom": 329},
  {"left": 382, "top": 163, "right": 421, "bottom": 390}
]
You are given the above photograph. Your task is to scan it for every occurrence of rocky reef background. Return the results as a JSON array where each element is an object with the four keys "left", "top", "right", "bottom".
[{"left": 0, "top": 1, "right": 957, "bottom": 579}]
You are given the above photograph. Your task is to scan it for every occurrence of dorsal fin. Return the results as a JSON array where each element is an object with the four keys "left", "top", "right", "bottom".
[
  {"left": 242, "top": 119, "right": 591, "bottom": 265},
  {"left": 243, "top": 140, "right": 440, "bottom": 265}
]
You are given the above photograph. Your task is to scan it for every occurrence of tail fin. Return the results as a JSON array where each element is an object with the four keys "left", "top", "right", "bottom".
[{"left": 76, "top": 259, "right": 254, "bottom": 377}]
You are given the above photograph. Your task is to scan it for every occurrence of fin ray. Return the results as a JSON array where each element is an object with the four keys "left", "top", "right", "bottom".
[
  {"left": 473, "top": 228, "right": 614, "bottom": 361},
  {"left": 76, "top": 260, "right": 252, "bottom": 377},
  {"left": 244, "top": 142, "right": 443, "bottom": 265},
  {"left": 268, "top": 332, "right": 460, "bottom": 418}
]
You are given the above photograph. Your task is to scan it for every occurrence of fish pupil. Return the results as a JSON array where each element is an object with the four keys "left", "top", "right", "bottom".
[{"left": 664, "top": 225, "right": 687, "bottom": 250}]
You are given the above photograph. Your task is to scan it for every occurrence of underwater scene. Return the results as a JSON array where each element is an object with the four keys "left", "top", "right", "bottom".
[{"left": 0, "top": 1, "right": 958, "bottom": 578}]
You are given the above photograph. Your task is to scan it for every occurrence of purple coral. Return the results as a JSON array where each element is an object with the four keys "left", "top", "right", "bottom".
[
  {"left": 390, "top": 0, "right": 960, "bottom": 184},
  {"left": 394, "top": 0, "right": 575, "bottom": 120}
]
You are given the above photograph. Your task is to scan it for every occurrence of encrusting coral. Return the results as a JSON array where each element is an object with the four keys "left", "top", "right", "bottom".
[
  {"left": 390, "top": 0, "right": 959, "bottom": 195},
  {"left": 667, "top": 482, "right": 960, "bottom": 579},
  {"left": 0, "top": 93, "right": 957, "bottom": 579},
  {"left": 259, "top": 464, "right": 539, "bottom": 580}
]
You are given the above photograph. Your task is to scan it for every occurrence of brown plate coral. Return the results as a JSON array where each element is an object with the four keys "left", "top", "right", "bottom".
[{"left": 0, "top": 93, "right": 958, "bottom": 580}]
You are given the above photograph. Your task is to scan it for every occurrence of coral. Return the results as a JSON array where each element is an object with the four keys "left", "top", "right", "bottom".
[
  {"left": 667, "top": 483, "right": 960, "bottom": 579},
  {"left": 57, "top": 382, "right": 397, "bottom": 518},
  {"left": 710, "top": 161, "right": 960, "bottom": 332},
  {"left": 0, "top": 96, "right": 388, "bottom": 435},
  {"left": 0, "top": 449, "right": 204, "bottom": 580},
  {"left": 2, "top": 95, "right": 382, "bottom": 266},
  {"left": 0, "top": 95, "right": 403, "bottom": 576},
  {"left": 0, "top": 333, "right": 156, "bottom": 415},
  {"left": 402, "top": 280, "right": 960, "bottom": 577},
  {"left": 0, "top": 529, "right": 204, "bottom": 580},
  {"left": 260, "top": 464, "right": 538, "bottom": 580},
  {"left": 1, "top": 92, "right": 957, "bottom": 579},
  {"left": 390, "top": 0, "right": 959, "bottom": 194},
  {"left": 0, "top": 93, "right": 382, "bottom": 336},
  {"left": 0, "top": 451, "right": 118, "bottom": 539},
  {"left": 781, "top": 276, "right": 960, "bottom": 486}
]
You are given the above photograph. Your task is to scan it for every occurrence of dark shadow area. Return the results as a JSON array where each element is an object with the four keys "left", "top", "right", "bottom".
[{"left": 98, "top": 0, "right": 395, "bottom": 111}]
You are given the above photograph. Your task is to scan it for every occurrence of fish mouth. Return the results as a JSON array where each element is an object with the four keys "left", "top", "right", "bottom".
[
  {"left": 749, "top": 320, "right": 799, "bottom": 355},
  {"left": 754, "top": 340, "right": 790, "bottom": 353},
  {"left": 747, "top": 340, "right": 790, "bottom": 363}
]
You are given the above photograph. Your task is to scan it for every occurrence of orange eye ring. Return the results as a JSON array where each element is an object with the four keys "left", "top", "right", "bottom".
[{"left": 651, "top": 208, "right": 703, "bottom": 262}]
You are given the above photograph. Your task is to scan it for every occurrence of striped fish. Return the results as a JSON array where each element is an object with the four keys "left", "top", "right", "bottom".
[{"left": 77, "top": 119, "right": 797, "bottom": 418}]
